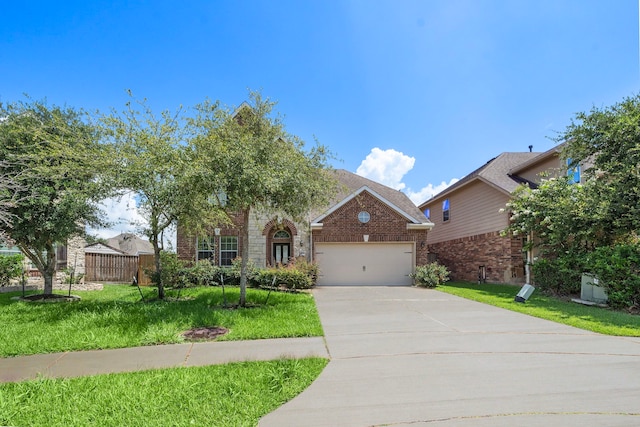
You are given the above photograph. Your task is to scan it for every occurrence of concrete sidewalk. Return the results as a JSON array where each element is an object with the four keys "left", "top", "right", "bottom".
[
  {"left": 0, "top": 337, "right": 328, "bottom": 383},
  {"left": 260, "top": 286, "right": 640, "bottom": 427}
]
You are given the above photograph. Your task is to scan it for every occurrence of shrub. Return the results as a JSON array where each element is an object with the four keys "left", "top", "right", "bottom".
[
  {"left": 410, "top": 263, "right": 450, "bottom": 288},
  {"left": 531, "top": 253, "right": 584, "bottom": 296},
  {"left": 254, "top": 259, "right": 319, "bottom": 290},
  {"left": 0, "top": 254, "right": 24, "bottom": 286},
  {"left": 184, "top": 260, "right": 219, "bottom": 287},
  {"left": 287, "top": 258, "right": 319, "bottom": 286},
  {"left": 146, "top": 252, "right": 189, "bottom": 288},
  {"left": 588, "top": 243, "right": 640, "bottom": 309},
  {"left": 255, "top": 268, "right": 312, "bottom": 290}
]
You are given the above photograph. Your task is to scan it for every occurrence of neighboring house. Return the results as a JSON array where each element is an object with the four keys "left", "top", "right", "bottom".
[
  {"left": 106, "top": 233, "right": 154, "bottom": 256},
  {"left": 85, "top": 242, "right": 126, "bottom": 255},
  {"left": 418, "top": 145, "right": 570, "bottom": 284},
  {"left": 177, "top": 169, "right": 434, "bottom": 286}
]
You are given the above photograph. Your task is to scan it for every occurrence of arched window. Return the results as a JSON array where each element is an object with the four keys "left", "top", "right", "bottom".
[{"left": 273, "top": 230, "right": 290, "bottom": 239}]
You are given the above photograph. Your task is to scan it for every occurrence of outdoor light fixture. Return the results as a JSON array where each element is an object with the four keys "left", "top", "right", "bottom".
[{"left": 214, "top": 228, "right": 221, "bottom": 236}]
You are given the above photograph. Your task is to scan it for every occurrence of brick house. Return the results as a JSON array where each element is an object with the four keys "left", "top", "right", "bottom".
[
  {"left": 418, "top": 145, "right": 570, "bottom": 284},
  {"left": 177, "top": 169, "right": 433, "bottom": 286}
]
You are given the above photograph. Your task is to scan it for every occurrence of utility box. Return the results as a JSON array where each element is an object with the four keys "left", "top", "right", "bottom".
[
  {"left": 581, "top": 273, "right": 608, "bottom": 304},
  {"left": 515, "top": 284, "right": 535, "bottom": 303}
]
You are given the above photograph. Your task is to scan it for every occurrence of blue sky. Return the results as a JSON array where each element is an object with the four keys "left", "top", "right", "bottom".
[{"left": 2, "top": 1, "right": 638, "bottom": 241}]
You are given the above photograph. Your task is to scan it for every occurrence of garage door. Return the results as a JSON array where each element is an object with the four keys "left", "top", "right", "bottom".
[{"left": 314, "top": 243, "right": 414, "bottom": 286}]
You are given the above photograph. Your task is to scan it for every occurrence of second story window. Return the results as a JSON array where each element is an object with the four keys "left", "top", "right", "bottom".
[
  {"left": 443, "top": 199, "right": 450, "bottom": 222},
  {"left": 424, "top": 208, "right": 430, "bottom": 219},
  {"left": 567, "top": 158, "right": 581, "bottom": 184}
]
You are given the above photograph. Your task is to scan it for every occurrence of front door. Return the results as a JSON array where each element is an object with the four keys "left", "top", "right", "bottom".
[{"left": 273, "top": 243, "right": 290, "bottom": 265}]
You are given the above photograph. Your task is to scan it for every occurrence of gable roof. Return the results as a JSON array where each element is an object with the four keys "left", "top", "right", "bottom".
[
  {"left": 509, "top": 143, "right": 564, "bottom": 176},
  {"left": 312, "top": 169, "right": 431, "bottom": 226},
  {"left": 106, "top": 233, "right": 154, "bottom": 256},
  {"left": 85, "top": 242, "right": 125, "bottom": 255},
  {"left": 419, "top": 152, "right": 542, "bottom": 207}
]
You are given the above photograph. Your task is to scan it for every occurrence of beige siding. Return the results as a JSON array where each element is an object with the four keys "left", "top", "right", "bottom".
[
  {"left": 517, "top": 156, "right": 563, "bottom": 184},
  {"left": 425, "top": 181, "right": 510, "bottom": 244}
]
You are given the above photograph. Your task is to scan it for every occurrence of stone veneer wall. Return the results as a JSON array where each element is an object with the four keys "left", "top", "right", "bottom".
[
  {"left": 428, "top": 231, "right": 524, "bottom": 284},
  {"left": 176, "top": 211, "right": 310, "bottom": 268}
]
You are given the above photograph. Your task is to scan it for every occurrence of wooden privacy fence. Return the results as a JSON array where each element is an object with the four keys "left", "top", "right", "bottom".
[
  {"left": 85, "top": 253, "right": 140, "bottom": 283},
  {"left": 137, "top": 254, "right": 155, "bottom": 286}
]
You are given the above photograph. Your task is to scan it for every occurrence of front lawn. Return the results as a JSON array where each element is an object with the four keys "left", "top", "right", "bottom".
[
  {"left": 438, "top": 281, "right": 640, "bottom": 336},
  {"left": 0, "top": 357, "right": 327, "bottom": 427},
  {"left": 0, "top": 285, "right": 324, "bottom": 357}
]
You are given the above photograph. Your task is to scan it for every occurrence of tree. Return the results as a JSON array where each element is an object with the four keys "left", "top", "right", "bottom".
[
  {"left": 0, "top": 99, "right": 109, "bottom": 294},
  {"left": 560, "top": 93, "right": 640, "bottom": 242},
  {"left": 0, "top": 160, "right": 24, "bottom": 243},
  {"left": 192, "top": 91, "right": 338, "bottom": 306},
  {"left": 505, "top": 176, "right": 607, "bottom": 255},
  {"left": 100, "top": 94, "right": 225, "bottom": 300}
]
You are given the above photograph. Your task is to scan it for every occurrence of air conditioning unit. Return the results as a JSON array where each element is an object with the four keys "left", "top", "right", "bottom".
[{"left": 581, "top": 273, "right": 608, "bottom": 304}]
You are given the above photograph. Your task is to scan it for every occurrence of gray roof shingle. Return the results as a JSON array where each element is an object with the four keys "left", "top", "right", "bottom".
[
  {"left": 421, "top": 152, "right": 542, "bottom": 205},
  {"left": 312, "top": 169, "right": 429, "bottom": 223}
]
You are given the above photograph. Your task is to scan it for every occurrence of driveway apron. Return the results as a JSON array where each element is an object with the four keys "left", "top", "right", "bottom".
[{"left": 260, "top": 286, "right": 640, "bottom": 427}]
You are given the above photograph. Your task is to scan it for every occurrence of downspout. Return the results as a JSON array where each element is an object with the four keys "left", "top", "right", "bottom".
[{"left": 525, "top": 231, "right": 533, "bottom": 285}]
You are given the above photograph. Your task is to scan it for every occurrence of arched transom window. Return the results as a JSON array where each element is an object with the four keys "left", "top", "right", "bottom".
[{"left": 273, "top": 230, "right": 290, "bottom": 239}]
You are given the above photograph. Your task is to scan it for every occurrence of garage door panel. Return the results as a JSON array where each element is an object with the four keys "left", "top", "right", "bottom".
[{"left": 315, "top": 243, "right": 413, "bottom": 286}]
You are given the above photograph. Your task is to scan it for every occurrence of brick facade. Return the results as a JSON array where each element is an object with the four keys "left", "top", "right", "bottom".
[
  {"left": 312, "top": 191, "right": 430, "bottom": 265},
  {"left": 177, "top": 190, "right": 431, "bottom": 268},
  {"left": 427, "top": 231, "right": 525, "bottom": 284}
]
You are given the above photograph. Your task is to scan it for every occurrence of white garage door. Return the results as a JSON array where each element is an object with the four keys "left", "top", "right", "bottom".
[{"left": 314, "top": 243, "right": 414, "bottom": 286}]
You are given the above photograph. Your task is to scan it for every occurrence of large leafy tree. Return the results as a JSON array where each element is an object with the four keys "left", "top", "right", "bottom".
[
  {"left": 561, "top": 93, "right": 640, "bottom": 242},
  {"left": 0, "top": 99, "right": 109, "bottom": 294},
  {"left": 506, "top": 94, "right": 640, "bottom": 252},
  {"left": 192, "top": 91, "right": 338, "bottom": 306},
  {"left": 100, "top": 95, "right": 225, "bottom": 299},
  {"left": 0, "top": 160, "right": 24, "bottom": 243}
]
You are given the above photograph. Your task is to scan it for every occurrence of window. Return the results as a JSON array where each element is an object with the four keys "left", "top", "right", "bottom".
[
  {"left": 220, "top": 236, "right": 238, "bottom": 266},
  {"left": 358, "top": 211, "right": 370, "bottom": 223},
  {"left": 442, "top": 199, "right": 450, "bottom": 222},
  {"left": 197, "top": 236, "right": 216, "bottom": 261},
  {"left": 567, "top": 158, "right": 581, "bottom": 184},
  {"left": 273, "top": 230, "right": 290, "bottom": 239},
  {"left": 424, "top": 208, "right": 430, "bottom": 219}
]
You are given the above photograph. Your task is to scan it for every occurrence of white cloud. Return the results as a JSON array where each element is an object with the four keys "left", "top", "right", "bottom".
[
  {"left": 355, "top": 147, "right": 459, "bottom": 206},
  {"left": 405, "top": 178, "right": 459, "bottom": 205},
  {"left": 88, "top": 193, "right": 177, "bottom": 250},
  {"left": 88, "top": 192, "right": 147, "bottom": 239},
  {"left": 356, "top": 148, "right": 415, "bottom": 190}
]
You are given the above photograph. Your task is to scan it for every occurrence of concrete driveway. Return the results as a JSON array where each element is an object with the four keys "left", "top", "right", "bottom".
[{"left": 260, "top": 286, "right": 640, "bottom": 426}]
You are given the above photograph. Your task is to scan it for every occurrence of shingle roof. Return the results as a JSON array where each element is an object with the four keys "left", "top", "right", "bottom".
[
  {"left": 420, "top": 152, "right": 542, "bottom": 206},
  {"left": 312, "top": 169, "right": 429, "bottom": 223},
  {"left": 106, "top": 233, "right": 154, "bottom": 256}
]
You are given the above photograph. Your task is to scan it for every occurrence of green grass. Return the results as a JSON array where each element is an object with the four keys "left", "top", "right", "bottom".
[
  {"left": 0, "top": 357, "right": 327, "bottom": 427},
  {"left": 438, "top": 281, "right": 640, "bottom": 336},
  {"left": 0, "top": 285, "right": 324, "bottom": 357}
]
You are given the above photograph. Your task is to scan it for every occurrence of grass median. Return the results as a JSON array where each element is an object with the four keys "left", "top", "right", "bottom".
[
  {"left": 0, "top": 284, "right": 324, "bottom": 357},
  {"left": 0, "top": 357, "right": 327, "bottom": 427},
  {"left": 437, "top": 281, "right": 640, "bottom": 336}
]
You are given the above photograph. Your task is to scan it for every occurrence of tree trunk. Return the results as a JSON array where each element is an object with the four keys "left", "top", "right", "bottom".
[
  {"left": 239, "top": 208, "right": 250, "bottom": 307},
  {"left": 154, "top": 245, "right": 164, "bottom": 300},
  {"left": 41, "top": 244, "right": 57, "bottom": 295},
  {"left": 43, "top": 272, "right": 54, "bottom": 295}
]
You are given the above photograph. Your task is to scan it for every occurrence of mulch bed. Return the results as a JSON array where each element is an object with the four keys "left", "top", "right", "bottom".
[{"left": 19, "top": 293, "right": 81, "bottom": 303}]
